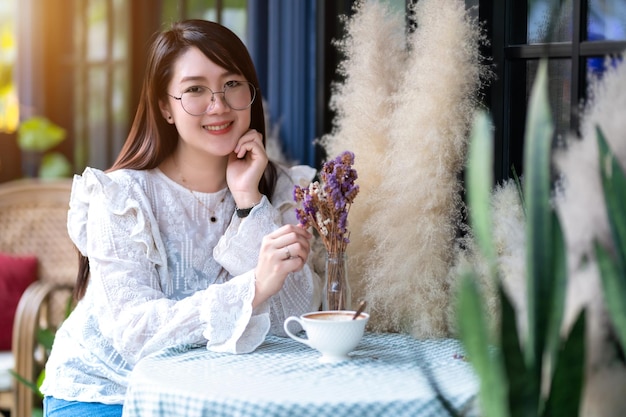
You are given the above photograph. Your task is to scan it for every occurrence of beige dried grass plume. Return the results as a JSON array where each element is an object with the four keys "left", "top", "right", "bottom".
[
  {"left": 321, "top": 0, "right": 490, "bottom": 337},
  {"left": 320, "top": 0, "right": 407, "bottom": 306}
]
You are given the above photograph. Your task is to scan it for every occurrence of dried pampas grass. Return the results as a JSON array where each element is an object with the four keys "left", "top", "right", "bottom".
[
  {"left": 320, "top": 0, "right": 407, "bottom": 307},
  {"left": 321, "top": 0, "right": 490, "bottom": 337}
]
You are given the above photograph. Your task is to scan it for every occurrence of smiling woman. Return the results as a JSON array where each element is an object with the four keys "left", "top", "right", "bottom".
[{"left": 39, "top": 20, "right": 322, "bottom": 417}]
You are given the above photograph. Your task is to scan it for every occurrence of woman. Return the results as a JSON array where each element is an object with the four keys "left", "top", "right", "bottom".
[{"left": 41, "top": 19, "right": 322, "bottom": 416}]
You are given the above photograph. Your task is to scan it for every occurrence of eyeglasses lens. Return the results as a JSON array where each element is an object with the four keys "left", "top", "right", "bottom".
[{"left": 181, "top": 82, "right": 255, "bottom": 115}]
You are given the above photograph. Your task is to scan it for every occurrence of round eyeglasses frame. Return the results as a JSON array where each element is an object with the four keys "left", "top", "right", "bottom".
[{"left": 167, "top": 81, "right": 257, "bottom": 116}]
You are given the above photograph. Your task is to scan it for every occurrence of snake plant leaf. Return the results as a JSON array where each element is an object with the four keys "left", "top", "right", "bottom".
[
  {"left": 457, "top": 273, "right": 509, "bottom": 417},
  {"left": 523, "top": 59, "right": 555, "bottom": 374},
  {"left": 542, "top": 309, "right": 586, "bottom": 417},
  {"left": 596, "top": 242, "right": 626, "bottom": 349},
  {"left": 595, "top": 125, "right": 626, "bottom": 349},
  {"left": 544, "top": 211, "right": 567, "bottom": 386},
  {"left": 500, "top": 286, "right": 536, "bottom": 417},
  {"left": 596, "top": 126, "right": 626, "bottom": 271},
  {"left": 466, "top": 111, "right": 496, "bottom": 267}
]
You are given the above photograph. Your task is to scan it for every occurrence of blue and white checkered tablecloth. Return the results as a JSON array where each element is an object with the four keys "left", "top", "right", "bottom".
[{"left": 122, "top": 332, "right": 478, "bottom": 417}]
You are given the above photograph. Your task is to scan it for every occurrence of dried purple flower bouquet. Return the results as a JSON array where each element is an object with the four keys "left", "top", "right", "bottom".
[{"left": 294, "top": 151, "right": 359, "bottom": 310}]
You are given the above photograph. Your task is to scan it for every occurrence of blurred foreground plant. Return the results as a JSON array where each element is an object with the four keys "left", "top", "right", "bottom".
[
  {"left": 456, "top": 61, "right": 586, "bottom": 417},
  {"left": 595, "top": 127, "right": 626, "bottom": 356}
]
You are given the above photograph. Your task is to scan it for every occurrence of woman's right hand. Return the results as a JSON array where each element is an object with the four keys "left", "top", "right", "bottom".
[{"left": 252, "top": 224, "right": 312, "bottom": 308}]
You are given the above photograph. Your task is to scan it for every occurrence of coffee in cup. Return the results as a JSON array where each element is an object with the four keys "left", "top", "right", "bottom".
[{"left": 283, "top": 310, "right": 369, "bottom": 363}]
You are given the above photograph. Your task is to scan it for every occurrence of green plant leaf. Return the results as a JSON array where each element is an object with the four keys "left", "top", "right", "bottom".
[
  {"left": 511, "top": 165, "right": 526, "bottom": 217},
  {"left": 35, "top": 369, "right": 46, "bottom": 398},
  {"left": 544, "top": 211, "right": 567, "bottom": 385},
  {"left": 457, "top": 273, "right": 509, "bottom": 417},
  {"left": 523, "top": 59, "right": 555, "bottom": 375},
  {"left": 39, "top": 151, "right": 72, "bottom": 178},
  {"left": 17, "top": 116, "right": 66, "bottom": 152},
  {"left": 542, "top": 309, "right": 586, "bottom": 417},
  {"left": 500, "top": 286, "right": 536, "bottom": 417},
  {"left": 37, "top": 328, "right": 57, "bottom": 351},
  {"left": 595, "top": 125, "right": 626, "bottom": 350},
  {"left": 9, "top": 369, "right": 40, "bottom": 393},
  {"left": 596, "top": 126, "right": 626, "bottom": 271},
  {"left": 466, "top": 111, "right": 496, "bottom": 267},
  {"left": 596, "top": 242, "right": 626, "bottom": 349}
]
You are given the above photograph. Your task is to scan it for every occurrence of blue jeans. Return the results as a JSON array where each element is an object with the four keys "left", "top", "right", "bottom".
[{"left": 44, "top": 396, "right": 123, "bottom": 417}]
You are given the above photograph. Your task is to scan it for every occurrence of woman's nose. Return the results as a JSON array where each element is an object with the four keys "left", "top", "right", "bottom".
[{"left": 207, "top": 92, "right": 229, "bottom": 113}]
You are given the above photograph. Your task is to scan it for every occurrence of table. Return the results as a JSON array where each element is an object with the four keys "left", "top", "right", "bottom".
[{"left": 123, "top": 332, "right": 479, "bottom": 417}]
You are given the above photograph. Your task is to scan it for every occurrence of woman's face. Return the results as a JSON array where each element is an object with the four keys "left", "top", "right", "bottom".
[{"left": 161, "top": 46, "right": 252, "bottom": 158}]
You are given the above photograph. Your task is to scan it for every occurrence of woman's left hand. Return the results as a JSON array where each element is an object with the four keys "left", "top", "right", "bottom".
[{"left": 226, "top": 129, "right": 267, "bottom": 208}]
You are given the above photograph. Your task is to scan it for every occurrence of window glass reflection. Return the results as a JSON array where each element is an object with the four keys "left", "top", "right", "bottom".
[
  {"left": 528, "top": 0, "right": 573, "bottom": 43},
  {"left": 588, "top": 0, "right": 626, "bottom": 41}
]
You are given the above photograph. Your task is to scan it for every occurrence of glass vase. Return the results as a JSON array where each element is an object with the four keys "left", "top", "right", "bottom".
[{"left": 322, "top": 252, "right": 351, "bottom": 311}]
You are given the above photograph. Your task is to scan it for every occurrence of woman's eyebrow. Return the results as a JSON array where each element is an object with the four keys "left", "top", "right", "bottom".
[
  {"left": 179, "top": 71, "right": 240, "bottom": 84},
  {"left": 179, "top": 75, "right": 208, "bottom": 83}
]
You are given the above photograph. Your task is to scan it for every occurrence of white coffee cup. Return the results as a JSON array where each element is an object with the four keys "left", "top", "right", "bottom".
[{"left": 284, "top": 310, "right": 369, "bottom": 363}]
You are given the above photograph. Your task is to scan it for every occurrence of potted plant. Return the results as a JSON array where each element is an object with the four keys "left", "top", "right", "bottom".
[{"left": 17, "top": 116, "right": 71, "bottom": 178}]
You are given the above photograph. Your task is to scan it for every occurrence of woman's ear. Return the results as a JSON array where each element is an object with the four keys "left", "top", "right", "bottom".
[{"left": 159, "top": 100, "right": 174, "bottom": 124}]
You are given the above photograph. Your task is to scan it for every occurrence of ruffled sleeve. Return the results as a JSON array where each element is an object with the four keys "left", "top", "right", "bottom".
[
  {"left": 66, "top": 168, "right": 212, "bottom": 364},
  {"left": 68, "top": 168, "right": 167, "bottom": 271}
]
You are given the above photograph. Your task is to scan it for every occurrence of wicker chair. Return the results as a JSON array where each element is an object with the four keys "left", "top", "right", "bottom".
[{"left": 0, "top": 179, "right": 76, "bottom": 417}]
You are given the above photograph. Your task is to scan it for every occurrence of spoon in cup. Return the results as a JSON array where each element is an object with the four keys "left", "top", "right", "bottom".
[{"left": 352, "top": 300, "right": 367, "bottom": 320}]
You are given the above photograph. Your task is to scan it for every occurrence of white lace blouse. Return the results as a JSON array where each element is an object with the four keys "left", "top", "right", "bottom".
[{"left": 41, "top": 164, "right": 322, "bottom": 404}]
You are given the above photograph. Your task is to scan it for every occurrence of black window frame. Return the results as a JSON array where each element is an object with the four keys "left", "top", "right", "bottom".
[{"left": 481, "top": 0, "right": 626, "bottom": 183}]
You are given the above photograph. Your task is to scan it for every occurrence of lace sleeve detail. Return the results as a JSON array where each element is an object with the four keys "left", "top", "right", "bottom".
[
  {"left": 200, "top": 271, "right": 271, "bottom": 353},
  {"left": 67, "top": 169, "right": 213, "bottom": 364}
]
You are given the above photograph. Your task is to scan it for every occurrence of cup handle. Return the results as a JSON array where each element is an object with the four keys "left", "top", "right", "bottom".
[{"left": 283, "top": 316, "right": 312, "bottom": 347}]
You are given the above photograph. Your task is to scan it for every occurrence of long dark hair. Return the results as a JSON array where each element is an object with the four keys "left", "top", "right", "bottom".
[{"left": 75, "top": 20, "right": 278, "bottom": 300}]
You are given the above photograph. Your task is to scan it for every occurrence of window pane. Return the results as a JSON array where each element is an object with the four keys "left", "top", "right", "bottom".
[
  {"left": 113, "top": 0, "right": 129, "bottom": 60},
  {"left": 188, "top": 0, "right": 217, "bottom": 20},
  {"left": 87, "top": 0, "right": 108, "bottom": 61},
  {"left": 88, "top": 67, "right": 107, "bottom": 168},
  {"left": 526, "top": 59, "right": 571, "bottom": 142},
  {"left": 588, "top": 0, "right": 626, "bottom": 41},
  {"left": 528, "top": 0, "right": 573, "bottom": 43},
  {"left": 223, "top": 0, "right": 247, "bottom": 41},
  {"left": 112, "top": 63, "right": 128, "bottom": 154},
  {"left": 160, "top": 0, "right": 248, "bottom": 44}
]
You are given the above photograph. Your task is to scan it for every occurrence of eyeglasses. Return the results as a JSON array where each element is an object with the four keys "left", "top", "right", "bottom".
[{"left": 168, "top": 81, "right": 257, "bottom": 116}]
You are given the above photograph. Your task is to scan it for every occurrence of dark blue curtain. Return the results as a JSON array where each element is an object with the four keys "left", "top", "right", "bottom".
[{"left": 247, "top": 0, "right": 317, "bottom": 167}]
